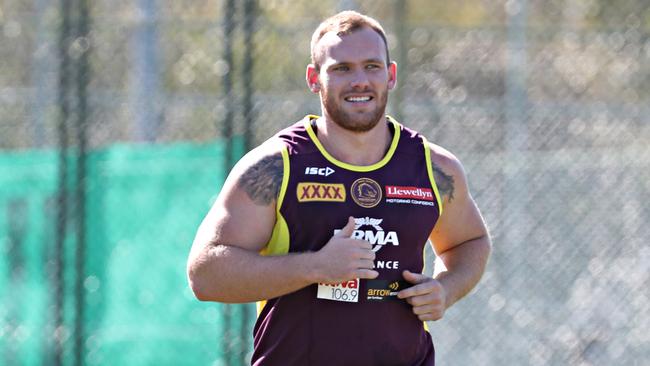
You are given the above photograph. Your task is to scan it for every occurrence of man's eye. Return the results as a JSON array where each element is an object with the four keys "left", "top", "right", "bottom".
[
  {"left": 366, "top": 64, "right": 380, "bottom": 69},
  {"left": 334, "top": 66, "right": 349, "bottom": 71}
]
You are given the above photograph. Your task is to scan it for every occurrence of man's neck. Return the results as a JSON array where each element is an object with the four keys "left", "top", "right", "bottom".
[{"left": 314, "top": 116, "right": 392, "bottom": 166}]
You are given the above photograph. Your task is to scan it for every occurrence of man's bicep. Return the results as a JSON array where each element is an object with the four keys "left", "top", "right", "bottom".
[
  {"left": 429, "top": 194, "right": 486, "bottom": 254},
  {"left": 193, "top": 149, "right": 284, "bottom": 254}
]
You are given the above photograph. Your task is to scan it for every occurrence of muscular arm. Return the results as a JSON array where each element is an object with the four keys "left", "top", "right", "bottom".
[
  {"left": 429, "top": 144, "right": 491, "bottom": 309},
  {"left": 186, "top": 143, "right": 377, "bottom": 303}
]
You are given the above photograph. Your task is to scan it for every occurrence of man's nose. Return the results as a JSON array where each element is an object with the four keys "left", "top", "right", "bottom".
[{"left": 349, "top": 69, "right": 370, "bottom": 89}]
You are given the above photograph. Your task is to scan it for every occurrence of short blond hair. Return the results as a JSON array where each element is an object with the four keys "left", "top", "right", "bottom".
[{"left": 310, "top": 11, "right": 390, "bottom": 70}]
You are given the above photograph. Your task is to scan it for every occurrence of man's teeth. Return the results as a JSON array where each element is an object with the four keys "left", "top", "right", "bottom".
[{"left": 346, "top": 96, "right": 371, "bottom": 102}]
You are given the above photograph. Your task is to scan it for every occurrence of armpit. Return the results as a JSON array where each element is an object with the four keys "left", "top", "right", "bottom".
[{"left": 237, "top": 153, "right": 284, "bottom": 206}]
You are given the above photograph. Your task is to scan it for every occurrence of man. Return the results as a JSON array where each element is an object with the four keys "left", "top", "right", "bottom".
[{"left": 187, "top": 11, "right": 491, "bottom": 366}]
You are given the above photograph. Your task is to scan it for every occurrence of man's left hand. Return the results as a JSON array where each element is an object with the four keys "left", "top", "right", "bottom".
[{"left": 397, "top": 270, "right": 447, "bottom": 321}]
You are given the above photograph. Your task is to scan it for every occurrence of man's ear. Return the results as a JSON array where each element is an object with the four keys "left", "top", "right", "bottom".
[
  {"left": 306, "top": 64, "right": 321, "bottom": 93},
  {"left": 388, "top": 61, "right": 397, "bottom": 90}
]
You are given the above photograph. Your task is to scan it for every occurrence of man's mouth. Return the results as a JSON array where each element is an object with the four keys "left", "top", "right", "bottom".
[{"left": 345, "top": 96, "right": 373, "bottom": 103}]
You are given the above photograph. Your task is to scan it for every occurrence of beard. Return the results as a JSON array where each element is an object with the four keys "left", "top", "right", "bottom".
[{"left": 321, "top": 88, "right": 388, "bottom": 133}]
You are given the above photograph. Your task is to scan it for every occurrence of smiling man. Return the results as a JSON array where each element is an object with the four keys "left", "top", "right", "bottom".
[{"left": 187, "top": 11, "right": 491, "bottom": 366}]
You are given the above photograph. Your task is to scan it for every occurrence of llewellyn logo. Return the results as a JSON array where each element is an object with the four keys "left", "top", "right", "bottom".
[
  {"left": 297, "top": 182, "right": 346, "bottom": 202},
  {"left": 385, "top": 186, "right": 434, "bottom": 201},
  {"left": 350, "top": 178, "right": 382, "bottom": 208}
]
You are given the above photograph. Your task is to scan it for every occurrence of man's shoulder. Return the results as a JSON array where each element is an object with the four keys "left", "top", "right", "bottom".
[
  {"left": 425, "top": 140, "right": 464, "bottom": 176},
  {"left": 423, "top": 141, "right": 466, "bottom": 204},
  {"left": 229, "top": 141, "right": 285, "bottom": 206},
  {"left": 237, "top": 139, "right": 285, "bottom": 174}
]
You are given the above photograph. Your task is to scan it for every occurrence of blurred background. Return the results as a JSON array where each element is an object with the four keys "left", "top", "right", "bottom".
[{"left": 1, "top": 0, "right": 649, "bottom": 365}]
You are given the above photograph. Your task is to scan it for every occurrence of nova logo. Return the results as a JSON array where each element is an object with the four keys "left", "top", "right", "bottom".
[
  {"left": 319, "top": 279, "right": 358, "bottom": 289},
  {"left": 334, "top": 217, "right": 399, "bottom": 252},
  {"left": 305, "top": 167, "right": 335, "bottom": 177},
  {"left": 297, "top": 182, "right": 346, "bottom": 202}
]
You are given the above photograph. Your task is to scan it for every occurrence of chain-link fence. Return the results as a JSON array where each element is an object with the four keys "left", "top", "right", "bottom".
[{"left": 1, "top": 0, "right": 649, "bottom": 365}]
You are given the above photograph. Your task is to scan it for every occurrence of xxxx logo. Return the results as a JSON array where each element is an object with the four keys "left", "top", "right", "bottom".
[{"left": 297, "top": 182, "right": 346, "bottom": 202}]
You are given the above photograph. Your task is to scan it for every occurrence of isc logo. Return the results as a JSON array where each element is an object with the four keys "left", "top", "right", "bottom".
[{"left": 305, "top": 167, "right": 334, "bottom": 177}]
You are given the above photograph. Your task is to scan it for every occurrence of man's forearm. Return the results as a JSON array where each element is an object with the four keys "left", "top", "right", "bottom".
[
  {"left": 188, "top": 244, "right": 320, "bottom": 303},
  {"left": 434, "top": 235, "right": 491, "bottom": 308}
]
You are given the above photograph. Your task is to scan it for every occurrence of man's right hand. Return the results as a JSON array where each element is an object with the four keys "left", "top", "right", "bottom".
[{"left": 311, "top": 216, "right": 379, "bottom": 284}]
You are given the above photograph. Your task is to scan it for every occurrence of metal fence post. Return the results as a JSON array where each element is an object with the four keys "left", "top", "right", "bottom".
[
  {"left": 392, "top": 0, "right": 408, "bottom": 121},
  {"left": 222, "top": 0, "right": 236, "bottom": 172},
  {"left": 242, "top": 0, "right": 256, "bottom": 154},
  {"left": 73, "top": 0, "right": 91, "bottom": 364},
  {"left": 132, "top": 0, "right": 161, "bottom": 142},
  {"left": 55, "top": 0, "right": 73, "bottom": 364}
]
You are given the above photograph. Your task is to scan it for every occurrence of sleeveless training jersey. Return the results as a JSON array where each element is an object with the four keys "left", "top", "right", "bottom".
[{"left": 252, "top": 115, "right": 443, "bottom": 366}]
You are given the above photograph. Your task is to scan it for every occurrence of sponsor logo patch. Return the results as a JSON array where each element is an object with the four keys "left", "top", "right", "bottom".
[
  {"left": 317, "top": 279, "right": 359, "bottom": 302},
  {"left": 366, "top": 280, "right": 410, "bottom": 301},
  {"left": 297, "top": 182, "right": 346, "bottom": 202},
  {"left": 351, "top": 178, "right": 382, "bottom": 208},
  {"left": 385, "top": 186, "right": 434, "bottom": 201}
]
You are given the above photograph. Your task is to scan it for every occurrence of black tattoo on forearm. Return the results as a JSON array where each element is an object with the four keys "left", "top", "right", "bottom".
[
  {"left": 238, "top": 153, "right": 283, "bottom": 205},
  {"left": 432, "top": 164, "right": 455, "bottom": 202}
]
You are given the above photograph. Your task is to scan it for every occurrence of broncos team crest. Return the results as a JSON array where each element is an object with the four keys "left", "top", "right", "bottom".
[{"left": 350, "top": 177, "right": 382, "bottom": 208}]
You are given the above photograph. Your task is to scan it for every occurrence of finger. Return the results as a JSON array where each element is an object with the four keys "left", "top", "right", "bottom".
[
  {"left": 417, "top": 306, "right": 444, "bottom": 321},
  {"left": 356, "top": 248, "right": 376, "bottom": 260},
  {"left": 418, "top": 312, "right": 443, "bottom": 322},
  {"left": 397, "top": 282, "right": 435, "bottom": 299},
  {"left": 354, "top": 240, "right": 373, "bottom": 251},
  {"left": 334, "top": 216, "right": 356, "bottom": 238},
  {"left": 356, "top": 269, "right": 379, "bottom": 279},
  {"left": 411, "top": 304, "right": 436, "bottom": 316},
  {"left": 402, "top": 270, "right": 429, "bottom": 285},
  {"left": 408, "top": 293, "right": 441, "bottom": 307},
  {"left": 356, "top": 259, "right": 375, "bottom": 270}
]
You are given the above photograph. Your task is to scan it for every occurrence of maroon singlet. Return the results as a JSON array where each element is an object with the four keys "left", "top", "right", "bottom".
[{"left": 252, "top": 115, "right": 442, "bottom": 366}]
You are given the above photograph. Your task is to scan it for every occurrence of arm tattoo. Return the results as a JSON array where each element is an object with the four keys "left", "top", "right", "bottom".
[
  {"left": 238, "top": 153, "right": 284, "bottom": 205},
  {"left": 432, "top": 164, "right": 455, "bottom": 203}
]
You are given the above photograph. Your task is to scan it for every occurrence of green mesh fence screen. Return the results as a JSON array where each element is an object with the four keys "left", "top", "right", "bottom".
[{"left": 0, "top": 138, "right": 254, "bottom": 366}]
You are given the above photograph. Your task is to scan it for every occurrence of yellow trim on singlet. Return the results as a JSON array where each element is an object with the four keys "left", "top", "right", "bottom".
[
  {"left": 421, "top": 241, "right": 431, "bottom": 333},
  {"left": 257, "top": 146, "right": 291, "bottom": 317},
  {"left": 421, "top": 241, "right": 428, "bottom": 278},
  {"left": 303, "top": 115, "right": 401, "bottom": 172},
  {"left": 422, "top": 136, "right": 444, "bottom": 216},
  {"left": 423, "top": 137, "right": 441, "bottom": 332}
]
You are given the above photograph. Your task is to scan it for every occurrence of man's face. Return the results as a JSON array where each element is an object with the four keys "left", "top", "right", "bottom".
[{"left": 308, "top": 27, "right": 397, "bottom": 132}]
